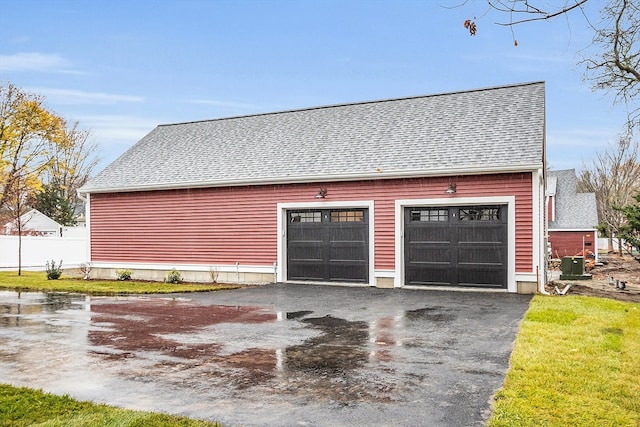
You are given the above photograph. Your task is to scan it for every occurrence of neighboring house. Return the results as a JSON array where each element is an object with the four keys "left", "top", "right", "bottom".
[
  {"left": 3, "top": 209, "right": 61, "bottom": 237},
  {"left": 80, "top": 82, "right": 547, "bottom": 293},
  {"left": 72, "top": 202, "right": 87, "bottom": 228},
  {"left": 546, "top": 169, "right": 598, "bottom": 259}
]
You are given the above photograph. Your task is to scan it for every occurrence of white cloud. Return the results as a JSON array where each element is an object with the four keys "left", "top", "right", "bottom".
[
  {"left": 27, "top": 87, "right": 144, "bottom": 105},
  {"left": 546, "top": 125, "right": 626, "bottom": 171},
  {"left": 187, "top": 98, "right": 260, "bottom": 110},
  {"left": 76, "top": 115, "right": 157, "bottom": 145},
  {"left": 0, "top": 52, "right": 79, "bottom": 73},
  {"left": 547, "top": 127, "right": 619, "bottom": 148}
]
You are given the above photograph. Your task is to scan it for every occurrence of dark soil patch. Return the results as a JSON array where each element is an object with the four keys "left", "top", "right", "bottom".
[
  {"left": 565, "top": 283, "right": 640, "bottom": 303},
  {"left": 550, "top": 254, "right": 640, "bottom": 303}
]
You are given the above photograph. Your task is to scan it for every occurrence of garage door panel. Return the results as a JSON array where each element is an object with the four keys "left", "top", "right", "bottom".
[
  {"left": 288, "top": 262, "right": 325, "bottom": 281},
  {"left": 329, "top": 247, "right": 367, "bottom": 262},
  {"left": 407, "top": 227, "right": 451, "bottom": 244},
  {"left": 458, "top": 265, "right": 506, "bottom": 287},
  {"left": 328, "top": 224, "right": 366, "bottom": 235},
  {"left": 287, "top": 209, "right": 369, "bottom": 283},
  {"left": 405, "top": 205, "right": 507, "bottom": 289},
  {"left": 288, "top": 240, "right": 323, "bottom": 263},
  {"left": 458, "top": 245, "right": 505, "bottom": 264},
  {"left": 328, "top": 262, "right": 369, "bottom": 282},
  {"left": 406, "top": 246, "right": 451, "bottom": 263},
  {"left": 457, "top": 226, "right": 504, "bottom": 243},
  {"left": 406, "top": 264, "right": 452, "bottom": 286}
]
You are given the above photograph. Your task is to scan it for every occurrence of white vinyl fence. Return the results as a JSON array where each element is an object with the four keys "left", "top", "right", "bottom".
[{"left": 0, "top": 235, "right": 88, "bottom": 270}]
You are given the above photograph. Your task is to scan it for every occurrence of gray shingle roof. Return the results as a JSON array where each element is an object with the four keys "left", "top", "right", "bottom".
[
  {"left": 547, "top": 169, "right": 599, "bottom": 229},
  {"left": 82, "top": 82, "right": 545, "bottom": 193}
]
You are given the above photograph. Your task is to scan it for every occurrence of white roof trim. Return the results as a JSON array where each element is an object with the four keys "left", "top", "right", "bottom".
[{"left": 81, "top": 163, "right": 543, "bottom": 194}]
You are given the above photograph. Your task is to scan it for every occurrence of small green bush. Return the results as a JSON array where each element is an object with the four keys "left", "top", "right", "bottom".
[
  {"left": 45, "top": 259, "right": 63, "bottom": 280},
  {"left": 115, "top": 268, "right": 132, "bottom": 281},
  {"left": 165, "top": 269, "right": 182, "bottom": 284}
]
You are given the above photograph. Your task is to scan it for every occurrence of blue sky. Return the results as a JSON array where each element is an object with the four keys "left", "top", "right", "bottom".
[{"left": 0, "top": 0, "right": 629, "bottom": 174}]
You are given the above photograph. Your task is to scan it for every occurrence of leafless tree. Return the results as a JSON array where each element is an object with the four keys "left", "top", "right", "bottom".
[
  {"left": 43, "top": 121, "right": 100, "bottom": 203},
  {"left": 461, "top": 1, "right": 640, "bottom": 127},
  {"left": 581, "top": 0, "right": 640, "bottom": 126},
  {"left": 459, "top": 1, "right": 590, "bottom": 41},
  {"left": 577, "top": 132, "right": 640, "bottom": 255}
]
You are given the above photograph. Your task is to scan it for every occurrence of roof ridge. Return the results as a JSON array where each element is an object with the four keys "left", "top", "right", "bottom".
[
  {"left": 158, "top": 81, "right": 545, "bottom": 128},
  {"left": 82, "top": 81, "right": 545, "bottom": 193}
]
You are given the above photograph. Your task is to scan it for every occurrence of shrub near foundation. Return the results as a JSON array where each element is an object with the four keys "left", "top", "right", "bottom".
[
  {"left": 115, "top": 268, "right": 132, "bottom": 281},
  {"left": 165, "top": 269, "right": 183, "bottom": 284}
]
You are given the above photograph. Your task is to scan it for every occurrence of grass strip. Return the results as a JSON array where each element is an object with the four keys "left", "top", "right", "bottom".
[
  {"left": 489, "top": 295, "right": 640, "bottom": 427},
  {"left": 0, "top": 271, "right": 240, "bottom": 295},
  {"left": 0, "top": 384, "right": 220, "bottom": 426}
]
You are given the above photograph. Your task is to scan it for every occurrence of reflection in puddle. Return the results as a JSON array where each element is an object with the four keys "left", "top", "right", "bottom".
[
  {"left": 86, "top": 298, "right": 396, "bottom": 403},
  {"left": 89, "top": 301, "right": 277, "bottom": 354},
  {"left": 0, "top": 291, "right": 86, "bottom": 328},
  {"left": 285, "top": 315, "right": 369, "bottom": 373},
  {"left": 0, "top": 292, "right": 411, "bottom": 405},
  {"left": 405, "top": 306, "right": 456, "bottom": 322},
  {"left": 280, "top": 315, "right": 396, "bottom": 405}
]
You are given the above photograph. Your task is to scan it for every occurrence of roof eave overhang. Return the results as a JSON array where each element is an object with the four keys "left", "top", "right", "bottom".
[
  {"left": 548, "top": 227, "right": 598, "bottom": 232},
  {"left": 79, "top": 163, "right": 544, "bottom": 194}
]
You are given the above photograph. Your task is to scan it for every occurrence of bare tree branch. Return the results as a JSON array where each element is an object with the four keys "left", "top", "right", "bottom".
[
  {"left": 489, "top": 0, "right": 589, "bottom": 26},
  {"left": 581, "top": 0, "right": 640, "bottom": 128},
  {"left": 578, "top": 133, "right": 640, "bottom": 255}
]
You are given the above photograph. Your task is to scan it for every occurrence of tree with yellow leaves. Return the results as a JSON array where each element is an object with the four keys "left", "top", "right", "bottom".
[
  {"left": 0, "top": 83, "right": 67, "bottom": 213},
  {"left": 1, "top": 82, "right": 99, "bottom": 274}
]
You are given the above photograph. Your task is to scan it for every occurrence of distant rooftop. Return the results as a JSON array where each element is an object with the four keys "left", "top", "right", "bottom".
[{"left": 547, "top": 169, "right": 598, "bottom": 229}]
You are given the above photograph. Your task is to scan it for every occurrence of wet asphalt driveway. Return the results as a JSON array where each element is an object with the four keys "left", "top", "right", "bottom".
[{"left": 0, "top": 285, "right": 532, "bottom": 426}]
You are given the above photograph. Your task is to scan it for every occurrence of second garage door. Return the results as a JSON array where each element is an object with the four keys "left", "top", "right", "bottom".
[
  {"left": 287, "top": 209, "right": 369, "bottom": 283},
  {"left": 404, "top": 205, "right": 508, "bottom": 288}
]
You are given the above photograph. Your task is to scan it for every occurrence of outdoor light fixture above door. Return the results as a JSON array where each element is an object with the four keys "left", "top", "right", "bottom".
[
  {"left": 445, "top": 183, "right": 457, "bottom": 194},
  {"left": 315, "top": 188, "right": 327, "bottom": 199}
]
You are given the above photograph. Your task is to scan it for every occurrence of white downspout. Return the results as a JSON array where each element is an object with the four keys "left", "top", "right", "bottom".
[
  {"left": 77, "top": 190, "right": 91, "bottom": 272},
  {"left": 538, "top": 168, "right": 550, "bottom": 295}
]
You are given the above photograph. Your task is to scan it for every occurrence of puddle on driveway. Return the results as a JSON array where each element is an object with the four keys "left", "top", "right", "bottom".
[
  {"left": 86, "top": 297, "right": 397, "bottom": 405},
  {"left": 0, "top": 288, "right": 532, "bottom": 426},
  {"left": 0, "top": 291, "right": 398, "bottom": 406}
]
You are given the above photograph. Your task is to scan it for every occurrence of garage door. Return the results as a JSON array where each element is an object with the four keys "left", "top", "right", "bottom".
[
  {"left": 404, "top": 205, "right": 507, "bottom": 288},
  {"left": 287, "top": 209, "right": 368, "bottom": 283}
]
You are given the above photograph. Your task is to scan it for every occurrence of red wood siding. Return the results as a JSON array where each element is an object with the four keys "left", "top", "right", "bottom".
[
  {"left": 548, "top": 230, "right": 595, "bottom": 258},
  {"left": 90, "top": 172, "right": 535, "bottom": 272}
]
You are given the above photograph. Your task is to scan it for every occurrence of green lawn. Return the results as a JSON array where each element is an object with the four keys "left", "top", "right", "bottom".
[
  {"left": 0, "top": 271, "right": 239, "bottom": 295},
  {"left": 489, "top": 295, "right": 640, "bottom": 426},
  {"left": 0, "top": 384, "right": 220, "bottom": 427}
]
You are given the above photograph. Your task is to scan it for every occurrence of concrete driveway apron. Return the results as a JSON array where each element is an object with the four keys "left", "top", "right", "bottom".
[{"left": 0, "top": 285, "right": 532, "bottom": 426}]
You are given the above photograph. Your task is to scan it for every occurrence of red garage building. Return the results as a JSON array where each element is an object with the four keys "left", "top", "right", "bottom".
[
  {"left": 546, "top": 169, "right": 599, "bottom": 260},
  {"left": 80, "top": 82, "right": 547, "bottom": 293}
]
